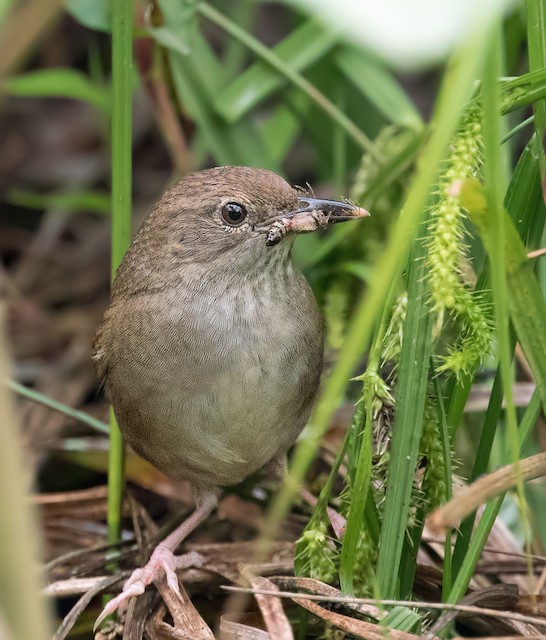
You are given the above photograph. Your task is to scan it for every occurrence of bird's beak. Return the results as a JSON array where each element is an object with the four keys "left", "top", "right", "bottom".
[
  {"left": 294, "top": 196, "right": 369, "bottom": 224},
  {"left": 264, "top": 197, "right": 370, "bottom": 246}
]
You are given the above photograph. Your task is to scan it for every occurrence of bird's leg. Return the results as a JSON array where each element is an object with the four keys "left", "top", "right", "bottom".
[
  {"left": 94, "top": 490, "right": 218, "bottom": 630},
  {"left": 297, "top": 486, "right": 346, "bottom": 539},
  {"left": 265, "top": 455, "right": 346, "bottom": 539}
]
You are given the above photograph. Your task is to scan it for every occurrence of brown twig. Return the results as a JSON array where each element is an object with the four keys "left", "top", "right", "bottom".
[
  {"left": 52, "top": 575, "right": 122, "bottom": 640},
  {"left": 152, "top": 575, "right": 215, "bottom": 640},
  {"left": 426, "top": 584, "right": 520, "bottom": 636},
  {"left": 293, "top": 597, "right": 427, "bottom": 640},
  {"left": 134, "top": 13, "right": 192, "bottom": 176},
  {"left": 275, "top": 576, "right": 384, "bottom": 621},
  {"left": 221, "top": 585, "right": 546, "bottom": 628},
  {"left": 428, "top": 451, "right": 546, "bottom": 532},
  {"left": 240, "top": 567, "right": 293, "bottom": 640}
]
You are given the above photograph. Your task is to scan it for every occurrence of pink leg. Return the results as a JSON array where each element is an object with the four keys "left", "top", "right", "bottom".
[
  {"left": 299, "top": 487, "right": 346, "bottom": 539},
  {"left": 94, "top": 491, "right": 218, "bottom": 630},
  {"left": 265, "top": 454, "right": 346, "bottom": 539}
]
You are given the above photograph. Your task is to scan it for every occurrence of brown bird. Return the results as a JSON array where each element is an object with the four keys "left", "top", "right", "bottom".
[{"left": 92, "top": 166, "right": 368, "bottom": 623}]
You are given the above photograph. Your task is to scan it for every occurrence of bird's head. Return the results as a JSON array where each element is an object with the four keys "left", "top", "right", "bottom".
[
  {"left": 146, "top": 166, "right": 369, "bottom": 265},
  {"left": 112, "top": 166, "right": 369, "bottom": 299}
]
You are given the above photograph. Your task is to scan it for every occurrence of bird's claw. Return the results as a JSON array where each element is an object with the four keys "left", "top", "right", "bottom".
[
  {"left": 94, "top": 547, "right": 205, "bottom": 631},
  {"left": 93, "top": 582, "right": 145, "bottom": 630}
]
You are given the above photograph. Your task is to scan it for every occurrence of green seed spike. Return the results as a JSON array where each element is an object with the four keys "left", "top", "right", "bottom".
[{"left": 426, "top": 108, "right": 492, "bottom": 378}]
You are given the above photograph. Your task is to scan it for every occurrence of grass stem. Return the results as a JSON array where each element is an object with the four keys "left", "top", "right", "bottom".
[{"left": 108, "top": 0, "right": 133, "bottom": 546}]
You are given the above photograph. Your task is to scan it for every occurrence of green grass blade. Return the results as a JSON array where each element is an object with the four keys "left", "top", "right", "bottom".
[
  {"left": 501, "top": 114, "right": 535, "bottom": 143},
  {"left": 66, "top": 0, "right": 109, "bottom": 32},
  {"left": 260, "top": 96, "right": 306, "bottom": 162},
  {"left": 6, "top": 380, "right": 109, "bottom": 434},
  {"left": 334, "top": 46, "right": 423, "bottom": 129},
  {"left": 216, "top": 17, "right": 338, "bottom": 122},
  {"left": 0, "top": 338, "right": 52, "bottom": 639},
  {"left": 168, "top": 53, "right": 238, "bottom": 166},
  {"left": 446, "top": 383, "right": 541, "bottom": 604},
  {"left": 7, "top": 188, "right": 111, "bottom": 214},
  {"left": 518, "top": 388, "right": 542, "bottom": 446},
  {"left": 108, "top": 0, "right": 133, "bottom": 546},
  {"left": 504, "top": 136, "right": 546, "bottom": 249},
  {"left": 197, "top": 2, "right": 379, "bottom": 158},
  {"left": 188, "top": 30, "right": 234, "bottom": 101},
  {"left": 463, "top": 182, "right": 546, "bottom": 412},
  {"left": 222, "top": 0, "right": 256, "bottom": 77},
  {"left": 434, "top": 376, "right": 453, "bottom": 601},
  {"left": 169, "top": 50, "right": 279, "bottom": 171},
  {"left": 482, "top": 18, "right": 525, "bottom": 545},
  {"left": 526, "top": 0, "right": 546, "bottom": 179},
  {"left": 451, "top": 358, "right": 510, "bottom": 579},
  {"left": 504, "top": 229, "right": 546, "bottom": 411},
  {"left": 446, "top": 374, "right": 474, "bottom": 438},
  {"left": 339, "top": 291, "right": 394, "bottom": 594},
  {"left": 448, "top": 496, "right": 503, "bottom": 603},
  {"left": 261, "top": 18, "right": 493, "bottom": 554},
  {"left": 501, "top": 67, "right": 546, "bottom": 111},
  {"left": 451, "top": 135, "right": 545, "bottom": 580},
  {"left": 4, "top": 68, "right": 110, "bottom": 113},
  {"left": 375, "top": 213, "right": 434, "bottom": 599},
  {"left": 333, "top": 83, "right": 347, "bottom": 194},
  {"left": 147, "top": 0, "right": 196, "bottom": 56},
  {"left": 381, "top": 606, "right": 421, "bottom": 632}
]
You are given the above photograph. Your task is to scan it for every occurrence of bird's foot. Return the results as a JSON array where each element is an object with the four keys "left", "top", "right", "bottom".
[{"left": 94, "top": 548, "right": 205, "bottom": 630}]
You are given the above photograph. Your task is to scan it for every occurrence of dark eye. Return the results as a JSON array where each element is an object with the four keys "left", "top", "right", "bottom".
[{"left": 221, "top": 202, "right": 247, "bottom": 226}]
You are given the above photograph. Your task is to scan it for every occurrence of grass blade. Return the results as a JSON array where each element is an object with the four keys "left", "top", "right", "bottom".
[
  {"left": 446, "top": 388, "right": 541, "bottom": 601},
  {"left": 169, "top": 50, "right": 279, "bottom": 171},
  {"left": 108, "top": 0, "right": 133, "bottom": 546},
  {"left": 7, "top": 188, "right": 111, "bottom": 214},
  {"left": 4, "top": 68, "right": 110, "bottom": 113},
  {"left": 526, "top": 0, "right": 546, "bottom": 180},
  {"left": 216, "top": 18, "right": 338, "bottom": 122},
  {"left": 481, "top": 16, "right": 526, "bottom": 549},
  {"left": 448, "top": 497, "right": 503, "bottom": 603},
  {"left": 262, "top": 16, "right": 494, "bottom": 553},
  {"left": 0, "top": 324, "right": 51, "bottom": 639},
  {"left": 197, "top": 2, "right": 379, "bottom": 158},
  {"left": 451, "top": 135, "right": 545, "bottom": 581},
  {"left": 260, "top": 96, "right": 306, "bottom": 162},
  {"left": 463, "top": 180, "right": 546, "bottom": 412},
  {"left": 334, "top": 46, "right": 422, "bottom": 129},
  {"left": 6, "top": 380, "right": 109, "bottom": 434},
  {"left": 339, "top": 292, "right": 394, "bottom": 594},
  {"left": 375, "top": 213, "right": 434, "bottom": 599}
]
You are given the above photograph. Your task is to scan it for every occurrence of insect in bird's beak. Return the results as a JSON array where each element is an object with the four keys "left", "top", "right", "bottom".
[{"left": 264, "top": 197, "right": 370, "bottom": 247}]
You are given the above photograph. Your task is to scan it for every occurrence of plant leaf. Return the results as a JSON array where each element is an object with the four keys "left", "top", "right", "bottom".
[
  {"left": 335, "top": 46, "right": 422, "bottom": 129},
  {"left": 375, "top": 212, "right": 434, "bottom": 599},
  {"left": 4, "top": 68, "right": 110, "bottom": 113},
  {"left": 462, "top": 177, "right": 546, "bottom": 413},
  {"left": 148, "top": 0, "right": 198, "bottom": 56},
  {"left": 65, "top": 0, "right": 109, "bottom": 32},
  {"left": 7, "top": 189, "right": 111, "bottom": 214},
  {"left": 215, "top": 18, "right": 338, "bottom": 122}
]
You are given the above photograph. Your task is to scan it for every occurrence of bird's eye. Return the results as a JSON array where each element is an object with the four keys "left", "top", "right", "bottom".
[{"left": 221, "top": 202, "right": 247, "bottom": 226}]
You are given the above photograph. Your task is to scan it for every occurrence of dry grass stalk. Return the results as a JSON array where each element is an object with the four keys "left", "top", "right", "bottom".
[{"left": 428, "top": 451, "right": 546, "bottom": 531}]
